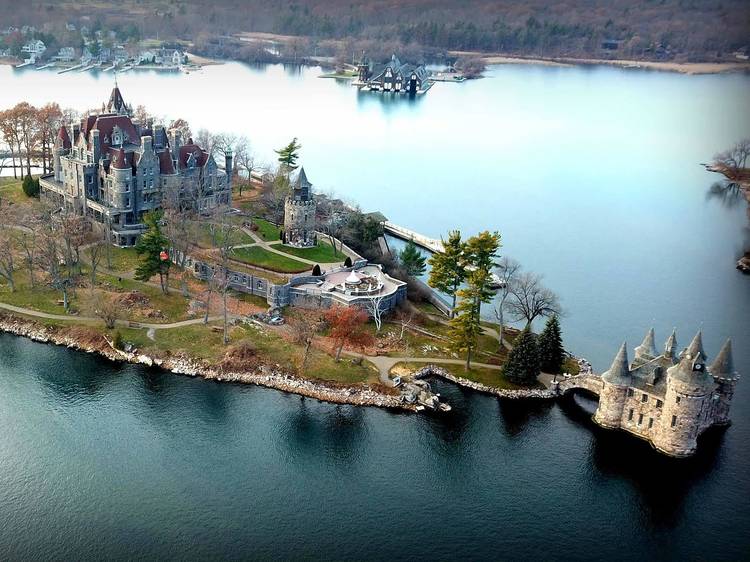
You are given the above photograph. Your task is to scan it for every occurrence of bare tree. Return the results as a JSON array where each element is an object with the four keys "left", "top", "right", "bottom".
[
  {"left": 233, "top": 136, "right": 254, "bottom": 198},
  {"left": 88, "top": 239, "right": 105, "bottom": 288},
  {"left": 505, "top": 271, "right": 562, "bottom": 328},
  {"left": 713, "top": 138, "right": 750, "bottom": 181},
  {"left": 17, "top": 230, "right": 37, "bottom": 290},
  {"left": 38, "top": 221, "right": 70, "bottom": 311},
  {"left": 364, "top": 276, "right": 386, "bottom": 332},
  {"left": 394, "top": 306, "right": 415, "bottom": 341},
  {"left": 92, "top": 293, "right": 120, "bottom": 329},
  {"left": 493, "top": 256, "right": 522, "bottom": 349},
  {"left": 216, "top": 209, "right": 239, "bottom": 345},
  {"left": 0, "top": 228, "right": 16, "bottom": 292},
  {"left": 290, "top": 312, "right": 320, "bottom": 374}
]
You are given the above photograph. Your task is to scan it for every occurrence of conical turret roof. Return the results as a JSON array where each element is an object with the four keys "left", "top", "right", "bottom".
[
  {"left": 602, "top": 342, "right": 631, "bottom": 386},
  {"left": 634, "top": 327, "right": 657, "bottom": 359},
  {"left": 664, "top": 329, "right": 678, "bottom": 361},
  {"left": 710, "top": 339, "right": 736, "bottom": 380},
  {"left": 685, "top": 331, "right": 706, "bottom": 361}
]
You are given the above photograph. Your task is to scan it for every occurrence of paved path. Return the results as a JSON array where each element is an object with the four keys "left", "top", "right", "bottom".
[{"left": 0, "top": 301, "right": 225, "bottom": 330}]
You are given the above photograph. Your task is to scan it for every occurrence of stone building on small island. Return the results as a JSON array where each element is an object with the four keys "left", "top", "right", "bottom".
[
  {"left": 282, "top": 167, "right": 316, "bottom": 247},
  {"left": 592, "top": 329, "right": 739, "bottom": 457},
  {"left": 356, "top": 54, "right": 431, "bottom": 95},
  {"left": 39, "top": 85, "right": 232, "bottom": 246}
]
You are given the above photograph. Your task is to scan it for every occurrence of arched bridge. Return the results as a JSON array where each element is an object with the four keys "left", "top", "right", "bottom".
[{"left": 556, "top": 374, "right": 604, "bottom": 397}]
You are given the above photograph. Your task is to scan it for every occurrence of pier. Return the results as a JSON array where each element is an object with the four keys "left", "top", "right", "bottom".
[{"left": 383, "top": 221, "right": 444, "bottom": 253}]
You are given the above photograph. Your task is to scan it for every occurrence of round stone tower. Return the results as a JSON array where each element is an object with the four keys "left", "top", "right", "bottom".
[
  {"left": 283, "top": 166, "right": 316, "bottom": 247},
  {"left": 653, "top": 332, "right": 715, "bottom": 457},
  {"left": 593, "top": 342, "right": 631, "bottom": 428}
]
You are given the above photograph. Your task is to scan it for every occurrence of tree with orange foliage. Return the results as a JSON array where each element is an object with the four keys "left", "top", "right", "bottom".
[{"left": 324, "top": 306, "right": 374, "bottom": 362}]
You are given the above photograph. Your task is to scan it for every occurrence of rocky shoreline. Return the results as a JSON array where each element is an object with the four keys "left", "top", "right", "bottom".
[
  {"left": 413, "top": 365, "right": 557, "bottom": 399},
  {"left": 0, "top": 313, "right": 413, "bottom": 412}
]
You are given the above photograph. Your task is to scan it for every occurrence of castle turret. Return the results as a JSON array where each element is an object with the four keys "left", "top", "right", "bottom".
[
  {"left": 710, "top": 339, "right": 739, "bottom": 425},
  {"left": 593, "top": 342, "right": 631, "bottom": 428},
  {"left": 664, "top": 329, "right": 678, "bottom": 361},
  {"left": 225, "top": 147, "right": 233, "bottom": 193},
  {"left": 655, "top": 331, "right": 715, "bottom": 457},
  {"left": 54, "top": 125, "right": 71, "bottom": 182},
  {"left": 283, "top": 166, "right": 316, "bottom": 247},
  {"left": 634, "top": 327, "right": 657, "bottom": 364}
]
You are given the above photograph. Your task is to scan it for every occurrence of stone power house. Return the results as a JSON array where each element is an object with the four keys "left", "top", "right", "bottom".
[
  {"left": 40, "top": 86, "right": 232, "bottom": 246},
  {"left": 593, "top": 329, "right": 739, "bottom": 457}
]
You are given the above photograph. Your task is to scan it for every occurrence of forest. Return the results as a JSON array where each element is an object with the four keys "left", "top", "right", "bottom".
[{"left": 1, "top": 0, "right": 748, "bottom": 62}]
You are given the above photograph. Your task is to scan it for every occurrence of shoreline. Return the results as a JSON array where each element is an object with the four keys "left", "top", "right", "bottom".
[{"left": 0, "top": 312, "right": 556, "bottom": 410}]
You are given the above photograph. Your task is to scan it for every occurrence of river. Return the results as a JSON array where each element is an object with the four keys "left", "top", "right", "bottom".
[{"left": 0, "top": 61, "right": 749, "bottom": 559}]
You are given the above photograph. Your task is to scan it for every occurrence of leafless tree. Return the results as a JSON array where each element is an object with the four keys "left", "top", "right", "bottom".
[
  {"left": 394, "top": 306, "right": 415, "bottom": 341},
  {"left": 38, "top": 221, "right": 70, "bottom": 311},
  {"left": 216, "top": 209, "right": 239, "bottom": 344},
  {"left": 162, "top": 184, "right": 196, "bottom": 297},
  {"left": 290, "top": 312, "right": 320, "bottom": 375},
  {"left": 233, "top": 136, "right": 254, "bottom": 198},
  {"left": 364, "top": 277, "right": 386, "bottom": 332},
  {"left": 713, "top": 138, "right": 750, "bottom": 181},
  {"left": 493, "top": 256, "right": 522, "bottom": 348},
  {"left": 17, "top": 230, "right": 37, "bottom": 290},
  {"left": 88, "top": 239, "right": 105, "bottom": 289},
  {"left": 505, "top": 271, "right": 562, "bottom": 328},
  {"left": 92, "top": 293, "right": 120, "bottom": 329},
  {"left": 0, "top": 228, "right": 16, "bottom": 292}
]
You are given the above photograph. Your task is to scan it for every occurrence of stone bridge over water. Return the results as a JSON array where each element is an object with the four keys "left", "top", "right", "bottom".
[{"left": 556, "top": 373, "right": 604, "bottom": 397}]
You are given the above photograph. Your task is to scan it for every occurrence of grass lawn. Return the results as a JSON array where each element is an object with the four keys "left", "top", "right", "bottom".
[
  {"left": 251, "top": 218, "right": 281, "bottom": 242},
  {"left": 97, "top": 273, "right": 192, "bottom": 323},
  {"left": 270, "top": 240, "right": 343, "bottom": 263},
  {"left": 0, "top": 177, "right": 28, "bottom": 204},
  {"left": 192, "top": 221, "right": 255, "bottom": 249},
  {"left": 231, "top": 246, "right": 309, "bottom": 274},
  {"left": 389, "top": 361, "right": 536, "bottom": 390},
  {"left": 89, "top": 246, "right": 142, "bottom": 274}
]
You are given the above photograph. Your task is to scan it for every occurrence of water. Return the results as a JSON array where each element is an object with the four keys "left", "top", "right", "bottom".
[{"left": 1, "top": 62, "right": 749, "bottom": 559}]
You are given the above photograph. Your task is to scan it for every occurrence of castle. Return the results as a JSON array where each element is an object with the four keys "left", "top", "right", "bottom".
[
  {"left": 593, "top": 329, "right": 739, "bottom": 457},
  {"left": 282, "top": 167, "right": 316, "bottom": 247},
  {"left": 356, "top": 54, "right": 430, "bottom": 95},
  {"left": 39, "top": 85, "right": 232, "bottom": 246}
]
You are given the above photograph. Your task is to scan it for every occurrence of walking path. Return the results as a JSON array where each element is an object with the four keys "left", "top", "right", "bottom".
[{"left": 241, "top": 227, "right": 354, "bottom": 269}]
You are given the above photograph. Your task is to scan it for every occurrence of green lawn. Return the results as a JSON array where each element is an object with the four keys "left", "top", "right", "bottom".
[
  {"left": 231, "top": 246, "right": 309, "bottom": 274},
  {"left": 193, "top": 222, "right": 255, "bottom": 249},
  {"left": 270, "top": 240, "right": 343, "bottom": 263},
  {"left": 0, "top": 177, "right": 30, "bottom": 204},
  {"left": 251, "top": 218, "right": 281, "bottom": 242},
  {"left": 88, "top": 246, "right": 142, "bottom": 274}
]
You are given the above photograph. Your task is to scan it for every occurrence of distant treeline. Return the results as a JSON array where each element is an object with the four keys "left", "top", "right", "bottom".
[{"left": 2, "top": 0, "right": 748, "bottom": 62}]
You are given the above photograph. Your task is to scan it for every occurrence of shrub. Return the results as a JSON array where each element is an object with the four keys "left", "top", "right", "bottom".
[
  {"left": 312, "top": 264, "right": 322, "bottom": 276},
  {"left": 112, "top": 330, "right": 123, "bottom": 350},
  {"left": 22, "top": 175, "right": 39, "bottom": 198}
]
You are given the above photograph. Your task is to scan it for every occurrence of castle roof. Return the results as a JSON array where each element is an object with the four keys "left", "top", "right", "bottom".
[
  {"left": 91, "top": 115, "right": 139, "bottom": 148},
  {"left": 178, "top": 142, "right": 209, "bottom": 169},
  {"left": 57, "top": 125, "right": 71, "bottom": 149},
  {"left": 294, "top": 166, "right": 310, "bottom": 189},
  {"left": 710, "top": 339, "right": 737, "bottom": 381},
  {"left": 634, "top": 327, "right": 657, "bottom": 361},
  {"left": 110, "top": 147, "right": 131, "bottom": 170},
  {"left": 667, "top": 353, "right": 714, "bottom": 391},
  {"left": 601, "top": 341, "right": 631, "bottom": 386},
  {"left": 664, "top": 329, "right": 678, "bottom": 360},
  {"left": 684, "top": 331, "right": 706, "bottom": 362},
  {"left": 106, "top": 85, "right": 127, "bottom": 114},
  {"left": 159, "top": 147, "right": 175, "bottom": 174}
]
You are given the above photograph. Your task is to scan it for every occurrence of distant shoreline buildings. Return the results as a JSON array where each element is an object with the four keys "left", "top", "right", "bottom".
[{"left": 355, "top": 54, "right": 431, "bottom": 95}]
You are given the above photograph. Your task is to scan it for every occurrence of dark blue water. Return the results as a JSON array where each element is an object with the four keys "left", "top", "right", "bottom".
[
  {"left": 0, "top": 334, "right": 747, "bottom": 560},
  {"left": 1, "top": 62, "right": 749, "bottom": 558}
]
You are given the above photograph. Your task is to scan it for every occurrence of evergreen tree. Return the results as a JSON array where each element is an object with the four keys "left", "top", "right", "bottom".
[
  {"left": 463, "top": 230, "right": 501, "bottom": 317},
  {"left": 135, "top": 210, "right": 171, "bottom": 294},
  {"left": 428, "top": 230, "right": 466, "bottom": 311},
  {"left": 503, "top": 327, "right": 540, "bottom": 385},
  {"left": 449, "top": 272, "right": 486, "bottom": 371},
  {"left": 274, "top": 137, "right": 302, "bottom": 172},
  {"left": 22, "top": 175, "right": 39, "bottom": 197},
  {"left": 399, "top": 239, "right": 427, "bottom": 277},
  {"left": 538, "top": 315, "right": 565, "bottom": 374}
]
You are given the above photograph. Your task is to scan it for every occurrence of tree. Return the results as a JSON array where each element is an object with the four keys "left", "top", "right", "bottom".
[
  {"left": 505, "top": 271, "right": 562, "bottom": 328},
  {"left": 364, "top": 281, "right": 386, "bottom": 332},
  {"left": 35, "top": 103, "right": 62, "bottom": 174},
  {"left": 15, "top": 102, "right": 38, "bottom": 177},
  {"left": 233, "top": 136, "right": 254, "bottom": 197},
  {"left": 38, "top": 217, "right": 70, "bottom": 311},
  {"left": 493, "top": 256, "right": 521, "bottom": 349},
  {"left": 168, "top": 118, "right": 192, "bottom": 140},
  {"left": 449, "top": 274, "right": 486, "bottom": 370},
  {"left": 537, "top": 315, "right": 564, "bottom": 374},
  {"left": 324, "top": 306, "right": 373, "bottom": 361},
  {"left": 0, "top": 228, "right": 16, "bottom": 292},
  {"left": 399, "top": 239, "right": 426, "bottom": 277},
  {"left": 92, "top": 293, "right": 120, "bottom": 329},
  {"left": 713, "top": 138, "right": 750, "bottom": 182},
  {"left": 135, "top": 210, "right": 171, "bottom": 294},
  {"left": 22, "top": 175, "right": 39, "bottom": 197},
  {"left": 274, "top": 137, "right": 301, "bottom": 172},
  {"left": 428, "top": 230, "right": 465, "bottom": 311},
  {"left": 503, "top": 327, "right": 540, "bottom": 385},
  {"left": 88, "top": 239, "right": 105, "bottom": 288},
  {"left": 17, "top": 230, "right": 37, "bottom": 290},
  {"left": 290, "top": 312, "right": 320, "bottom": 374}
]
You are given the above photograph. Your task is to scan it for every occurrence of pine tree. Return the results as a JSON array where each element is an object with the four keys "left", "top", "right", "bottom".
[
  {"left": 538, "top": 315, "right": 565, "bottom": 374},
  {"left": 22, "top": 175, "right": 39, "bottom": 197},
  {"left": 274, "top": 137, "right": 302, "bottom": 172},
  {"left": 428, "top": 230, "right": 465, "bottom": 310},
  {"left": 449, "top": 275, "right": 485, "bottom": 370},
  {"left": 135, "top": 210, "right": 171, "bottom": 294},
  {"left": 399, "top": 239, "right": 427, "bottom": 277},
  {"left": 503, "top": 327, "right": 540, "bottom": 385}
]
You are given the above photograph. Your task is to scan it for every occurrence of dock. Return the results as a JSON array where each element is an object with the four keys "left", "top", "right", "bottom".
[
  {"left": 14, "top": 60, "right": 34, "bottom": 68},
  {"left": 36, "top": 62, "right": 55, "bottom": 70},
  {"left": 58, "top": 63, "right": 83, "bottom": 74},
  {"left": 383, "top": 221, "right": 444, "bottom": 253}
]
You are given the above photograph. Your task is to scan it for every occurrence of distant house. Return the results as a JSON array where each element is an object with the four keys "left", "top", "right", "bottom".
[
  {"left": 138, "top": 50, "right": 157, "bottom": 64},
  {"left": 601, "top": 39, "right": 621, "bottom": 51},
  {"left": 170, "top": 49, "right": 186, "bottom": 65},
  {"left": 357, "top": 54, "right": 430, "bottom": 95},
  {"left": 22, "top": 39, "right": 46, "bottom": 56},
  {"left": 113, "top": 46, "right": 128, "bottom": 63},
  {"left": 54, "top": 47, "right": 76, "bottom": 62}
]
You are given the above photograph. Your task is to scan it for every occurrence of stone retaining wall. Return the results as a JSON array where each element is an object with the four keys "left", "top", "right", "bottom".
[{"left": 413, "top": 365, "right": 557, "bottom": 399}]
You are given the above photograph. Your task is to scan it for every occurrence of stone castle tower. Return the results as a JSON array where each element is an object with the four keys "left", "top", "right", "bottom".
[
  {"left": 593, "top": 329, "right": 739, "bottom": 457},
  {"left": 283, "top": 167, "right": 316, "bottom": 247}
]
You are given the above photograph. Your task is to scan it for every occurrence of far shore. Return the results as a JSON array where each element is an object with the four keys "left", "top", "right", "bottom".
[{"left": 450, "top": 50, "right": 750, "bottom": 75}]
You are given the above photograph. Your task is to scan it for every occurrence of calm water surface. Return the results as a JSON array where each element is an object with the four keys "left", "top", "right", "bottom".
[{"left": 1, "top": 62, "right": 749, "bottom": 559}]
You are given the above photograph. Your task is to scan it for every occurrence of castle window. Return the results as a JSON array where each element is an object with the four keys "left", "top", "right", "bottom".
[
  {"left": 648, "top": 418, "right": 654, "bottom": 429},
  {"left": 627, "top": 389, "right": 634, "bottom": 397},
  {"left": 671, "top": 415, "right": 677, "bottom": 427},
  {"left": 641, "top": 393, "right": 648, "bottom": 403},
  {"left": 637, "top": 414, "right": 644, "bottom": 425},
  {"left": 676, "top": 396, "right": 681, "bottom": 404},
  {"left": 628, "top": 409, "right": 633, "bottom": 421},
  {"left": 656, "top": 400, "right": 663, "bottom": 408}
]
